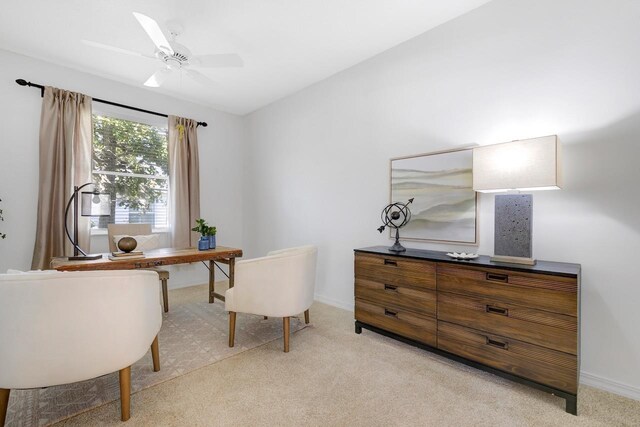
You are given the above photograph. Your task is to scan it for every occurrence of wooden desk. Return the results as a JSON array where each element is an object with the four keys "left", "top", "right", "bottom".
[{"left": 51, "top": 246, "right": 243, "bottom": 303}]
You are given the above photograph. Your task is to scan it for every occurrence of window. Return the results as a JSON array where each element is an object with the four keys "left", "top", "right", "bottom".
[{"left": 91, "top": 113, "right": 169, "bottom": 230}]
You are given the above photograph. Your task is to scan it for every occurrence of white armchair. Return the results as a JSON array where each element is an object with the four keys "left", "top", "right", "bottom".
[
  {"left": 225, "top": 245, "right": 317, "bottom": 352},
  {"left": 0, "top": 270, "right": 163, "bottom": 424}
]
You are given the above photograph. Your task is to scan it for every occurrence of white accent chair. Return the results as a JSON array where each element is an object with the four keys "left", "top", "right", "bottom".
[
  {"left": 107, "top": 223, "right": 171, "bottom": 313},
  {"left": 225, "top": 245, "right": 317, "bottom": 352},
  {"left": 0, "top": 270, "right": 163, "bottom": 424}
]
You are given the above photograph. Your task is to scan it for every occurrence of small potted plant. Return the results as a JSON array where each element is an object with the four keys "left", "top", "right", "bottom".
[
  {"left": 205, "top": 225, "right": 217, "bottom": 249},
  {"left": 191, "top": 218, "right": 217, "bottom": 250},
  {"left": 191, "top": 218, "right": 210, "bottom": 250}
]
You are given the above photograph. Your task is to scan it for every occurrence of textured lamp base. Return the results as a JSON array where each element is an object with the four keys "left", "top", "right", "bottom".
[
  {"left": 490, "top": 254, "right": 536, "bottom": 266},
  {"left": 494, "top": 194, "right": 533, "bottom": 264}
]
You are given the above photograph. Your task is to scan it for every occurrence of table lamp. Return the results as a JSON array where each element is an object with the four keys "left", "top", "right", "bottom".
[
  {"left": 64, "top": 182, "right": 111, "bottom": 260},
  {"left": 472, "top": 135, "right": 562, "bottom": 265}
]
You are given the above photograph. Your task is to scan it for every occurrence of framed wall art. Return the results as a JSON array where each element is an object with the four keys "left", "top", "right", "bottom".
[{"left": 390, "top": 147, "right": 478, "bottom": 245}]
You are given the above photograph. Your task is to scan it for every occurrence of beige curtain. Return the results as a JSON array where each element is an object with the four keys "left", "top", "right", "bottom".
[
  {"left": 168, "top": 116, "right": 200, "bottom": 248},
  {"left": 31, "top": 87, "right": 92, "bottom": 269}
]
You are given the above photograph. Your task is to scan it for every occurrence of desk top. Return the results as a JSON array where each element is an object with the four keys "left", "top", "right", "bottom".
[{"left": 51, "top": 246, "right": 243, "bottom": 271}]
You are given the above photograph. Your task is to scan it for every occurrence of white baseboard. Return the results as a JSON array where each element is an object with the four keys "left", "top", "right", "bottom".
[
  {"left": 314, "top": 293, "right": 353, "bottom": 312},
  {"left": 581, "top": 371, "right": 640, "bottom": 401}
]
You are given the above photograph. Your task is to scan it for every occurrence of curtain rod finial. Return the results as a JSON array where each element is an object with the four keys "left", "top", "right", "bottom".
[
  {"left": 16, "top": 79, "right": 28, "bottom": 86},
  {"left": 198, "top": 122, "right": 208, "bottom": 127}
]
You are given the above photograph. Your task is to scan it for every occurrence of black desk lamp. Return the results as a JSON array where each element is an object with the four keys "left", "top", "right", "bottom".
[{"left": 64, "top": 182, "right": 111, "bottom": 260}]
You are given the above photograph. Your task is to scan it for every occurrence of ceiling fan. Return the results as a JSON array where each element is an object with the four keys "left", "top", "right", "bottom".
[{"left": 83, "top": 12, "right": 243, "bottom": 88}]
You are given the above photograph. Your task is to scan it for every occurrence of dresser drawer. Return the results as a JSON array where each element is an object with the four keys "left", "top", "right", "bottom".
[
  {"left": 437, "top": 264, "right": 577, "bottom": 316},
  {"left": 437, "top": 321, "right": 577, "bottom": 393},
  {"left": 355, "top": 253, "right": 435, "bottom": 290},
  {"left": 355, "top": 298, "right": 436, "bottom": 346},
  {"left": 355, "top": 278, "right": 436, "bottom": 317},
  {"left": 437, "top": 292, "right": 577, "bottom": 354}
]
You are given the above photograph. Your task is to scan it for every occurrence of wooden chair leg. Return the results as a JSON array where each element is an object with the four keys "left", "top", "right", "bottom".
[
  {"left": 304, "top": 309, "right": 310, "bottom": 324},
  {"left": 119, "top": 366, "right": 131, "bottom": 421},
  {"left": 0, "top": 388, "right": 10, "bottom": 426},
  {"left": 151, "top": 335, "right": 160, "bottom": 372},
  {"left": 283, "top": 317, "right": 290, "bottom": 353},
  {"left": 229, "top": 311, "right": 236, "bottom": 347},
  {"left": 161, "top": 279, "right": 169, "bottom": 313}
]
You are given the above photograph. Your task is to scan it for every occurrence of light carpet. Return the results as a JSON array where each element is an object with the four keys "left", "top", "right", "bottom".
[
  {"left": 5, "top": 282, "right": 306, "bottom": 426},
  {"left": 53, "top": 285, "right": 640, "bottom": 426}
]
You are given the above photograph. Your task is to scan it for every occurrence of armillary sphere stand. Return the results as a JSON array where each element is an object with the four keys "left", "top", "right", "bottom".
[{"left": 377, "top": 198, "right": 414, "bottom": 252}]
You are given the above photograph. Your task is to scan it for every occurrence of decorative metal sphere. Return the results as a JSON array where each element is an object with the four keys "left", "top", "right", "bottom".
[
  {"left": 117, "top": 237, "right": 138, "bottom": 253},
  {"left": 381, "top": 201, "right": 412, "bottom": 230},
  {"left": 377, "top": 198, "right": 414, "bottom": 253}
]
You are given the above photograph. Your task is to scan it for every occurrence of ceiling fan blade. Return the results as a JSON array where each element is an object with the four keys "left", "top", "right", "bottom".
[
  {"left": 193, "top": 54, "right": 244, "bottom": 68},
  {"left": 81, "top": 40, "right": 155, "bottom": 59},
  {"left": 185, "top": 69, "right": 216, "bottom": 87},
  {"left": 144, "top": 68, "right": 172, "bottom": 87},
  {"left": 133, "top": 12, "right": 174, "bottom": 55}
]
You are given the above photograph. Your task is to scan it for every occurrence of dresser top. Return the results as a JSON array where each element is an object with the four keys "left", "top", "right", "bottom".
[{"left": 354, "top": 246, "right": 581, "bottom": 278}]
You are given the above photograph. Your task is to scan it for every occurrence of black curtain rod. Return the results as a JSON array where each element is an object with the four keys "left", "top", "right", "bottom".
[{"left": 15, "top": 79, "right": 208, "bottom": 127}]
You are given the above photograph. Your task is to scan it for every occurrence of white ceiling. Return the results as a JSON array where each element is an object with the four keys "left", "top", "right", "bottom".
[{"left": 0, "top": 0, "right": 491, "bottom": 115}]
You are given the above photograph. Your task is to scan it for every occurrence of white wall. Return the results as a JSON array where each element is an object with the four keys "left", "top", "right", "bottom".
[
  {"left": 0, "top": 49, "right": 245, "bottom": 288},
  {"left": 244, "top": 0, "right": 640, "bottom": 398}
]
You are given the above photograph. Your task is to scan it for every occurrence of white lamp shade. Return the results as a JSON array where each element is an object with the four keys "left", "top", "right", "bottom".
[{"left": 472, "top": 135, "right": 562, "bottom": 193}]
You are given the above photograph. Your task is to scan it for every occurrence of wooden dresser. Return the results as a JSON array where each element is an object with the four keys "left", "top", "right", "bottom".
[{"left": 354, "top": 246, "right": 581, "bottom": 414}]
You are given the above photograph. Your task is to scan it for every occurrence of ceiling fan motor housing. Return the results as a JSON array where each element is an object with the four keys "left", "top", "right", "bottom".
[{"left": 156, "top": 42, "right": 191, "bottom": 69}]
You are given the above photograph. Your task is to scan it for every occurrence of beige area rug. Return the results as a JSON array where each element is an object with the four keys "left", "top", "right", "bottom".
[{"left": 5, "top": 283, "right": 307, "bottom": 426}]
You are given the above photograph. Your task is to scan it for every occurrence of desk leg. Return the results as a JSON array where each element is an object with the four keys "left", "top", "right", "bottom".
[
  {"left": 209, "top": 260, "right": 215, "bottom": 303},
  {"left": 229, "top": 257, "right": 235, "bottom": 289}
]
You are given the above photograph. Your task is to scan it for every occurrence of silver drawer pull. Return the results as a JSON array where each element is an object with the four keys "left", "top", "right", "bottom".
[
  {"left": 384, "top": 284, "right": 398, "bottom": 292},
  {"left": 384, "top": 309, "right": 398, "bottom": 318},
  {"left": 485, "top": 305, "right": 508, "bottom": 316},
  {"left": 486, "top": 336, "right": 509, "bottom": 350}
]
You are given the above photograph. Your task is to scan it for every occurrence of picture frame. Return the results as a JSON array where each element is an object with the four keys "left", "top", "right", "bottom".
[{"left": 390, "top": 147, "right": 478, "bottom": 245}]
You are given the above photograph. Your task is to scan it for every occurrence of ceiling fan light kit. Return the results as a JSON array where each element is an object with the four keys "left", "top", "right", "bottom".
[{"left": 84, "top": 12, "right": 244, "bottom": 88}]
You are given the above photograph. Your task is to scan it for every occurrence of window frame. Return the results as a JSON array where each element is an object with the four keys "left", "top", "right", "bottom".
[{"left": 90, "top": 103, "right": 171, "bottom": 234}]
